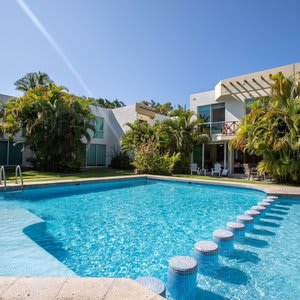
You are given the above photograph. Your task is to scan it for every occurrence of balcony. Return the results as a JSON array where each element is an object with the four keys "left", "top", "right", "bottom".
[{"left": 200, "top": 121, "right": 240, "bottom": 136}]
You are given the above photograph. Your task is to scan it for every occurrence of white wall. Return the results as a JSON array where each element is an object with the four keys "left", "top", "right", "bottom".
[
  {"left": 190, "top": 90, "right": 216, "bottom": 114},
  {"left": 223, "top": 95, "right": 245, "bottom": 122},
  {"left": 112, "top": 105, "right": 138, "bottom": 133},
  {"left": 89, "top": 106, "right": 123, "bottom": 166}
]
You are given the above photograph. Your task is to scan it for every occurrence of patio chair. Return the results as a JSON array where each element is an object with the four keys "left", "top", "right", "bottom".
[
  {"left": 243, "top": 164, "right": 258, "bottom": 180},
  {"left": 221, "top": 169, "right": 229, "bottom": 177},
  {"left": 190, "top": 163, "right": 200, "bottom": 175},
  {"left": 211, "top": 163, "right": 222, "bottom": 176}
]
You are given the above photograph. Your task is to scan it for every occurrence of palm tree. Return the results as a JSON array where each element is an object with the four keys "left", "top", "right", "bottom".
[
  {"left": 230, "top": 72, "right": 300, "bottom": 184},
  {"left": 161, "top": 110, "right": 210, "bottom": 172},
  {"left": 14, "top": 72, "right": 53, "bottom": 92},
  {"left": 95, "top": 98, "right": 125, "bottom": 108},
  {"left": 121, "top": 120, "right": 160, "bottom": 152},
  {"left": 2, "top": 83, "right": 95, "bottom": 172}
]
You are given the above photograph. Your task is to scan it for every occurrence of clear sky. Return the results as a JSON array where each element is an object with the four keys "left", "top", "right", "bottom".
[{"left": 1, "top": 0, "right": 300, "bottom": 106}]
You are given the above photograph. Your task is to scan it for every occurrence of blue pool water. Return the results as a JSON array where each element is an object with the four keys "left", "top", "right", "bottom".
[{"left": 0, "top": 178, "right": 299, "bottom": 299}]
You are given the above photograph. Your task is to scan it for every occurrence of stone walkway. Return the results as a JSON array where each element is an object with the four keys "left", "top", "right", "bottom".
[{"left": 0, "top": 277, "right": 162, "bottom": 299}]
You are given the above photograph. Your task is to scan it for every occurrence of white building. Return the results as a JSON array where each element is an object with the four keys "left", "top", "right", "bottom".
[
  {"left": 0, "top": 97, "right": 168, "bottom": 167},
  {"left": 190, "top": 62, "right": 300, "bottom": 174}
]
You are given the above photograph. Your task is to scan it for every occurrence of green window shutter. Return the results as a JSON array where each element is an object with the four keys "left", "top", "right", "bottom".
[
  {"left": 94, "top": 117, "right": 104, "bottom": 139},
  {"left": 96, "top": 144, "right": 106, "bottom": 166},
  {"left": 86, "top": 144, "right": 96, "bottom": 166},
  {"left": 8, "top": 142, "right": 23, "bottom": 165},
  {"left": 0, "top": 141, "right": 8, "bottom": 165}
]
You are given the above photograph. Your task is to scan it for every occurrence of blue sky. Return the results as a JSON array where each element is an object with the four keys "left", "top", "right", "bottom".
[{"left": 0, "top": 0, "right": 299, "bottom": 106}]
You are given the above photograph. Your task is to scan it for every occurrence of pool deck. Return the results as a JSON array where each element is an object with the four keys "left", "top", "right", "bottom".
[
  {"left": 1, "top": 174, "right": 300, "bottom": 197},
  {"left": 0, "top": 277, "right": 163, "bottom": 299},
  {"left": 0, "top": 174, "right": 299, "bottom": 299}
]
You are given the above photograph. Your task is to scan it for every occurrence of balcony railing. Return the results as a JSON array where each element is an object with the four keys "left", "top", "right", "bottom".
[{"left": 200, "top": 121, "right": 240, "bottom": 136}]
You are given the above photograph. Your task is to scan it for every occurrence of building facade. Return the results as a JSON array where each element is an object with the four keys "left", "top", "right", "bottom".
[
  {"left": 190, "top": 62, "right": 300, "bottom": 174},
  {"left": 0, "top": 96, "right": 168, "bottom": 168}
]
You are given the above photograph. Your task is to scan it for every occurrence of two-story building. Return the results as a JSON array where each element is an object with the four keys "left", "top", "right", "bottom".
[
  {"left": 190, "top": 62, "right": 300, "bottom": 174},
  {"left": 0, "top": 96, "right": 168, "bottom": 168}
]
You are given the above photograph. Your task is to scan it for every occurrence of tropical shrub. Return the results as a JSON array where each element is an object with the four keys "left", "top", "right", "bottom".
[
  {"left": 230, "top": 72, "right": 300, "bottom": 184},
  {"left": 121, "top": 110, "right": 210, "bottom": 174},
  {"left": 110, "top": 149, "right": 132, "bottom": 170},
  {"left": 0, "top": 84, "right": 95, "bottom": 172},
  {"left": 132, "top": 142, "right": 180, "bottom": 175}
]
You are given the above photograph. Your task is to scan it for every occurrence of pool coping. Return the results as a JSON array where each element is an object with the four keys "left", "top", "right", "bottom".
[
  {"left": 1, "top": 174, "right": 300, "bottom": 198},
  {"left": 1, "top": 174, "right": 300, "bottom": 299},
  {"left": 0, "top": 277, "right": 163, "bottom": 299}
]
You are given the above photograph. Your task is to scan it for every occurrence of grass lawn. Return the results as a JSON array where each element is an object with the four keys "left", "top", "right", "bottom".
[
  {"left": 2, "top": 167, "right": 273, "bottom": 185},
  {"left": 174, "top": 174, "right": 273, "bottom": 185},
  {"left": 5, "top": 168, "right": 135, "bottom": 183}
]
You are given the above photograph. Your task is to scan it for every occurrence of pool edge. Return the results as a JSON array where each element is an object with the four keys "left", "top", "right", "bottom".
[{"left": 2, "top": 174, "right": 299, "bottom": 199}]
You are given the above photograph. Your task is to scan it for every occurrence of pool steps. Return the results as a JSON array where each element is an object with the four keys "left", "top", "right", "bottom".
[
  {"left": 227, "top": 221, "right": 245, "bottom": 241},
  {"left": 212, "top": 229, "right": 234, "bottom": 256},
  {"left": 148, "top": 195, "right": 279, "bottom": 299},
  {"left": 194, "top": 241, "right": 219, "bottom": 275},
  {"left": 167, "top": 256, "right": 198, "bottom": 300}
]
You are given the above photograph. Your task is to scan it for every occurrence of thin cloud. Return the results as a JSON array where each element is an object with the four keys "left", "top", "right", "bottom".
[{"left": 16, "top": 0, "right": 94, "bottom": 97}]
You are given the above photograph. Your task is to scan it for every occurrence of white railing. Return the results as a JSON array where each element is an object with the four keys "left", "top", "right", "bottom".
[
  {"left": 0, "top": 166, "right": 7, "bottom": 191},
  {"left": 15, "top": 165, "right": 23, "bottom": 190}
]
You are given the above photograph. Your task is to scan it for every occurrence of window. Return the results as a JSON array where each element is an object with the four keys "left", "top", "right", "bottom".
[
  {"left": 197, "top": 103, "right": 225, "bottom": 123},
  {"left": 211, "top": 103, "right": 225, "bottom": 122},
  {"left": 94, "top": 117, "right": 104, "bottom": 139},
  {"left": 0, "top": 141, "right": 23, "bottom": 165},
  {"left": 86, "top": 144, "right": 106, "bottom": 166},
  {"left": 0, "top": 141, "right": 8, "bottom": 165},
  {"left": 197, "top": 105, "right": 211, "bottom": 122}
]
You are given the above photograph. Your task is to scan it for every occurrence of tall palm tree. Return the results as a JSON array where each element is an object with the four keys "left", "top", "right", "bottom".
[
  {"left": 14, "top": 72, "right": 53, "bottom": 92},
  {"left": 161, "top": 111, "right": 210, "bottom": 172}
]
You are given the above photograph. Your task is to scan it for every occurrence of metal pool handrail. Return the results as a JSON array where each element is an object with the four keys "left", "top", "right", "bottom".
[
  {"left": 15, "top": 165, "right": 23, "bottom": 190},
  {"left": 0, "top": 166, "right": 7, "bottom": 191}
]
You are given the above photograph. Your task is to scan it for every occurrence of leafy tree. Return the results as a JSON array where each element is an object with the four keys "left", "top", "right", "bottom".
[
  {"left": 0, "top": 99, "right": 4, "bottom": 137},
  {"left": 14, "top": 72, "right": 53, "bottom": 92},
  {"left": 140, "top": 100, "right": 174, "bottom": 115},
  {"left": 121, "top": 111, "right": 210, "bottom": 173},
  {"left": 1, "top": 83, "right": 95, "bottom": 172},
  {"left": 121, "top": 120, "right": 160, "bottom": 152},
  {"left": 95, "top": 98, "right": 125, "bottom": 108},
  {"left": 230, "top": 72, "right": 300, "bottom": 184}
]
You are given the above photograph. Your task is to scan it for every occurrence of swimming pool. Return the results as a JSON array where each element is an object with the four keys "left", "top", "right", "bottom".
[{"left": 0, "top": 178, "right": 299, "bottom": 299}]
